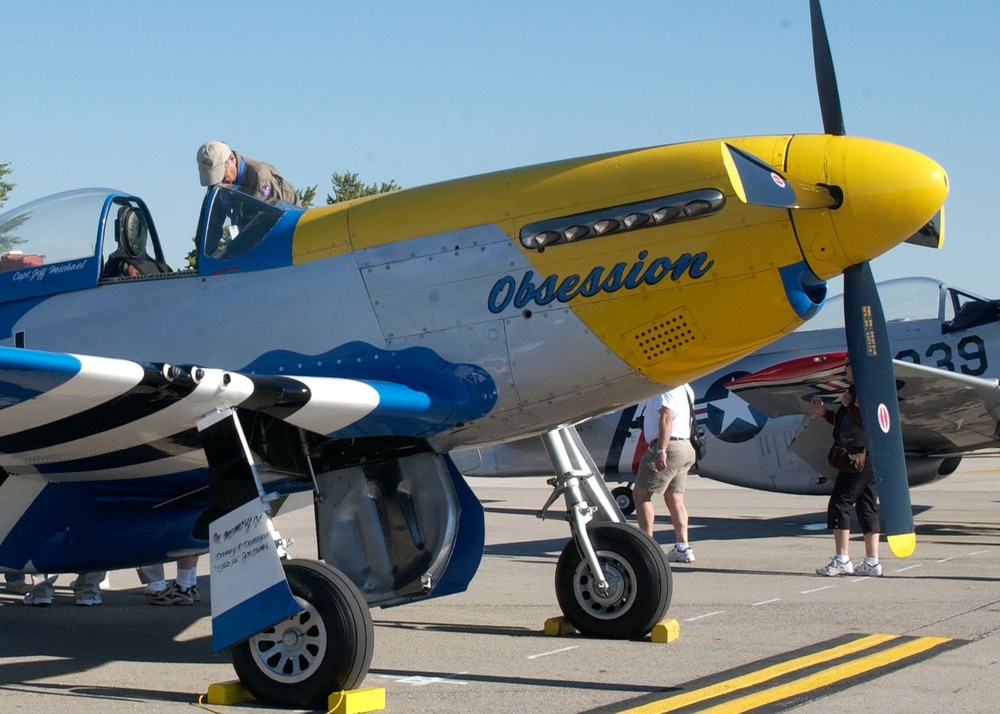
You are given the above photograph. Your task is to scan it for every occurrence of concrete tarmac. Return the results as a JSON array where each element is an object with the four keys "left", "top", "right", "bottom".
[{"left": 1, "top": 457, "right": 998, "bottom": 713}]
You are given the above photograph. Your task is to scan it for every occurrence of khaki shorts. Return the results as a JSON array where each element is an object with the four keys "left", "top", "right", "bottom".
[{"left": 634, "top": 439, "right": 696, "bottom": 494}]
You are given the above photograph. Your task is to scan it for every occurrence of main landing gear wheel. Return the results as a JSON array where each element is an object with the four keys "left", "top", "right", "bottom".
[
  {"left": 231, "top": 559, "right": 374, "bottom": 710},
  {"left": 555, "top": 522, "right": 671, "bottom": 639},
  {"left": 611, "top": 485, "right": 636, "bottom": 516}
]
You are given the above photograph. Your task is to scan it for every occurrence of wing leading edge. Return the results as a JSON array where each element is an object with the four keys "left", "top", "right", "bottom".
[{"left": 0, "top": 345, "right": 479, "bottom": 480}]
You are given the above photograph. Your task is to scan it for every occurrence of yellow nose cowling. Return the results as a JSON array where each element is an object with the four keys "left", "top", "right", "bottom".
[{"left": 787, "top": 135, "right": 948, "bottom": 279}]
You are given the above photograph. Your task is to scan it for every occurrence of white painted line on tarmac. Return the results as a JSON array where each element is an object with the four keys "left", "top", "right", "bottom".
[
  {"left": 527, "top": 646, "right": 578, "bottom": 660},
  {"left": 893, "top": 564, "right": 923, "bottom": 573},
  {"left": 685, "top": 610, "right": 725, "bottom": 622},
  {"left": 936, "top": 557, "right": 954, "bottom": 563},
  {"left": 969, "top": 551, "right": 987, "bottom": 556},
  {"left": 393, "top": 672, "right": 470, "bottom": 687},
  {"left": 752, "top": 598, "right": 781, "bottom": 606},
  {"left": 801, "top": 585, "right": 836, "bottom": 594}
]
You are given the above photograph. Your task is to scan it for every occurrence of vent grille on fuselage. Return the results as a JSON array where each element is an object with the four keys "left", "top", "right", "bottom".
[{"left": 624, "top": 307, "right": 702, "bottom": 365}]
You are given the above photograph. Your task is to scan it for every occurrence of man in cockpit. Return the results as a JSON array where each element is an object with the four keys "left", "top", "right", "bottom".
[{"left": 196, "top": 141, "right": 300, "bottom": 207}]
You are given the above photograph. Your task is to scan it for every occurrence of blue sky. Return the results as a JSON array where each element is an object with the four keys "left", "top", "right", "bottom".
[{"left": 4, "top": 1, "right": 998, "bottom": 298}]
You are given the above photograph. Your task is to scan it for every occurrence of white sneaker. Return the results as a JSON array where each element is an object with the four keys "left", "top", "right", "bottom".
[
  {"left": 148, "top": 583, "right": 195, "bottom": 606},
  {"left": 76, "top": 593, "right": 102, "bottom": 606},
  {"left": 143, "top": 580, "right": 169, "bottom": 596},
  {"left": 666, "top": 546, "right": 695, "bottom": 563},
  {"left": 855, "top": 560, "right": 883, "bottom": 577},
  {"left": 816, "top": 557, "right": 854, "bottom": 576}
]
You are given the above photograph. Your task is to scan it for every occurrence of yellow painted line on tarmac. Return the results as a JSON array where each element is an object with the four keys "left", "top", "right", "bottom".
[
  {"left": 616, "top": 634, "right": 896, "bottom": 714},
  {"left": 694, "top": 636, "right": 951, "bottom": 714}
]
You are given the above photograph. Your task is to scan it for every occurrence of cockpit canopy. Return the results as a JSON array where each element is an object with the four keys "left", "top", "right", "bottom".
[
  {"left": 0, "top": 185, "right": 304, "bottom": 304},
  {"left": 800, "top": 277, "right": 1000, "bottom": 335},
  {"left": 195, "top": 185, "right": 303, "bottom": 274},
  {"left": 0, "top": 188, "right": 170, "bottom": 302}
]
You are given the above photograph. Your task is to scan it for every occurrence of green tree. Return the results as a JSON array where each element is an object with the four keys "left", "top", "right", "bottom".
[
  {"left": 0, "top": 162, "right": 14, "bottom": 209},
  {"left": 297, "top": 185, "right": 317, "bottom": 208},
  {"left": 327, "top": 171, "right": 400, "bottom": 204},
  {"left": 0, "top": 162, "right": 27, "bottom": 253},
  {"left": 185, "top": 236, "right": 198, "bottom": 270}
]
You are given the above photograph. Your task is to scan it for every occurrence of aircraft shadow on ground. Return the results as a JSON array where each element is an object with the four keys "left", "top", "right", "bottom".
[
  {"left": 483, "top": 502, "right": 1000, "bottom": 557},
  {"left": 0, "top": 681, "right": 198, "bottom": 706},
  {"left": 4, "top": 504, "right": 993, "bottom": 698},
  {"left": 368, "top": 666, "right": 673, "bottom": 695},
  {"left": 914, "top": 520, "right": 1000, "bottom": 544},
  {"left": 482, "top": 506, "right": 861, "bottom": 558},
  {"left": 373, "top": 619, "right": 539, "bottom": 639},
  {"left": 0, "top": 580, "right": 221, "bottom": 694}
]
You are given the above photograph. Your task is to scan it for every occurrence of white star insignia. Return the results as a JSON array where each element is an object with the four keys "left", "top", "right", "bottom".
[{"left": 707, "top": 390, "right": 759, "bottom": 432}]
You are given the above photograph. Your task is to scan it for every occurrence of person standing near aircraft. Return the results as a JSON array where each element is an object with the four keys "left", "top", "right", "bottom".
[
  {"left": 196, "top": 141, "right": 301, "bottom": 206},
  {"left": 23, "top": 571, "right": 106, "bottom": 606},
  {"left": 139, "top": 558, "right": 201, "bottom": 605},
  {"left": 810, "top": 359, "right": 883, "bottom": 577},
  {"left": 4, "top": 573, "right": 30, "bottom": 594},
  {"left": 632, "top": 384, "right": 697, "bottom": 562}
]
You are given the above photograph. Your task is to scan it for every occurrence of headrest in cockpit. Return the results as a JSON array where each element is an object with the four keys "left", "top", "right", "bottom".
[{"left": 116, "top": 206, "right": 148, "bottom": 258}]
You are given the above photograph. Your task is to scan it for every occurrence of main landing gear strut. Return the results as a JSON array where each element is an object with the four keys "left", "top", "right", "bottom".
[
  {"left": 538, "top": 425, "right": 671, "bottom": 638},
  {"left": 199, "top": 407, "right": 374, "bottom": 711}
]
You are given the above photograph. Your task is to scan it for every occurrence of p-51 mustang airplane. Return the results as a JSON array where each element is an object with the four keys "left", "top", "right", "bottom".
[
  {"left": 0, "top": 3, "right": 947, "bottom": 709},
  {"left": 456, "top": 278, "right": 1000, "bottom": 503}
]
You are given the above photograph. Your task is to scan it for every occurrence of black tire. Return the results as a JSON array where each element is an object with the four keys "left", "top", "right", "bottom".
[
  {"left": 555, "top": 522, "right": 671, "bottom": 639},
  {"left": 231, "top": 559, "right": 374, "bottom": 710},
  {"left": 611, "top": 485, "right": 636, "bottom": 516}
]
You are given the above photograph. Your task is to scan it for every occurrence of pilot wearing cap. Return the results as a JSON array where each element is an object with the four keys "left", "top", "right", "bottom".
[{"left": 196, "top": 141, "right": 301, "bottom": 206}]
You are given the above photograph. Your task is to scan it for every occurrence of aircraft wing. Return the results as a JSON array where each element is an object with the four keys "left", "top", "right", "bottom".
[
  {"left": 0, "top": 345, "right": 479, "bottom": 479},
  {"left": 727, "top": 351, "right": 1000, "bottom": 457}
]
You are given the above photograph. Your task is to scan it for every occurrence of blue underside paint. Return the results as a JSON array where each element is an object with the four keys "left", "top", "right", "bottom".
[
  {"left": 779, "top": 261, "right": 827, "bottom": 320},
  {"left": 0, "top": 462, "right": 323, "bottom": 571},
  {"left": 0, "top": 346, "right": 82, "bottom": 409},
  {"left": 0, "top": 482, "right": 82, "bottom": 571},
  {"left": 0, "top": 476, "right": 209, "bottom": 572},
  {"left": 241, "top": 341, "right": 498, "bottom": 437},
  {"left": 212, "top": 580, "right": 302, "bottom": 652}
]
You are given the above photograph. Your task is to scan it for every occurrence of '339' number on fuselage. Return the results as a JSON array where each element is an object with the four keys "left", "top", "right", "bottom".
[{"left": 895, "top": 334, "right": 988, "bottom": 375}]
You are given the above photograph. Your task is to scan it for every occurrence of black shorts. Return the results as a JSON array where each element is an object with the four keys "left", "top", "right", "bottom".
[{"left": 826, "top": 468, "right": 879, "bottom": 533}]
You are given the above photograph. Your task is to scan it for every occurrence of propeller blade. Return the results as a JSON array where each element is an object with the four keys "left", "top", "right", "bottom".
[
  {"left": 843, "top": 262, "right": 915, "bottom": 557},
  {"left": 810, "top": 0, "right": 845, "bottom": 136},
  {"left": 904, "top": 208, "right": 945, "bottom": 249}
]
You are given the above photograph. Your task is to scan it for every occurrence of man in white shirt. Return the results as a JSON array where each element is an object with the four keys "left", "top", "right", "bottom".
[{"left": 632, "top": 384, "right": 697, "bottom": 563}]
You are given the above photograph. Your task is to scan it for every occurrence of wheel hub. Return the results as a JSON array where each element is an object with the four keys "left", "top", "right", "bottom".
[
  {"left": 249, "top": 596, "right": 329, "bottom": 684},
  {"left": 573, "top": 550, "right": 638, "bottom": 619},
  {"left": 592, "top": 562, "right": 625, "bottom": 602}
]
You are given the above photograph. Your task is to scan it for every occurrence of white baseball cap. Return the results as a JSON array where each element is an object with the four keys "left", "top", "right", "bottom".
[{"left": 196, "top": 141, "right": 232, "bottom": 186}]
